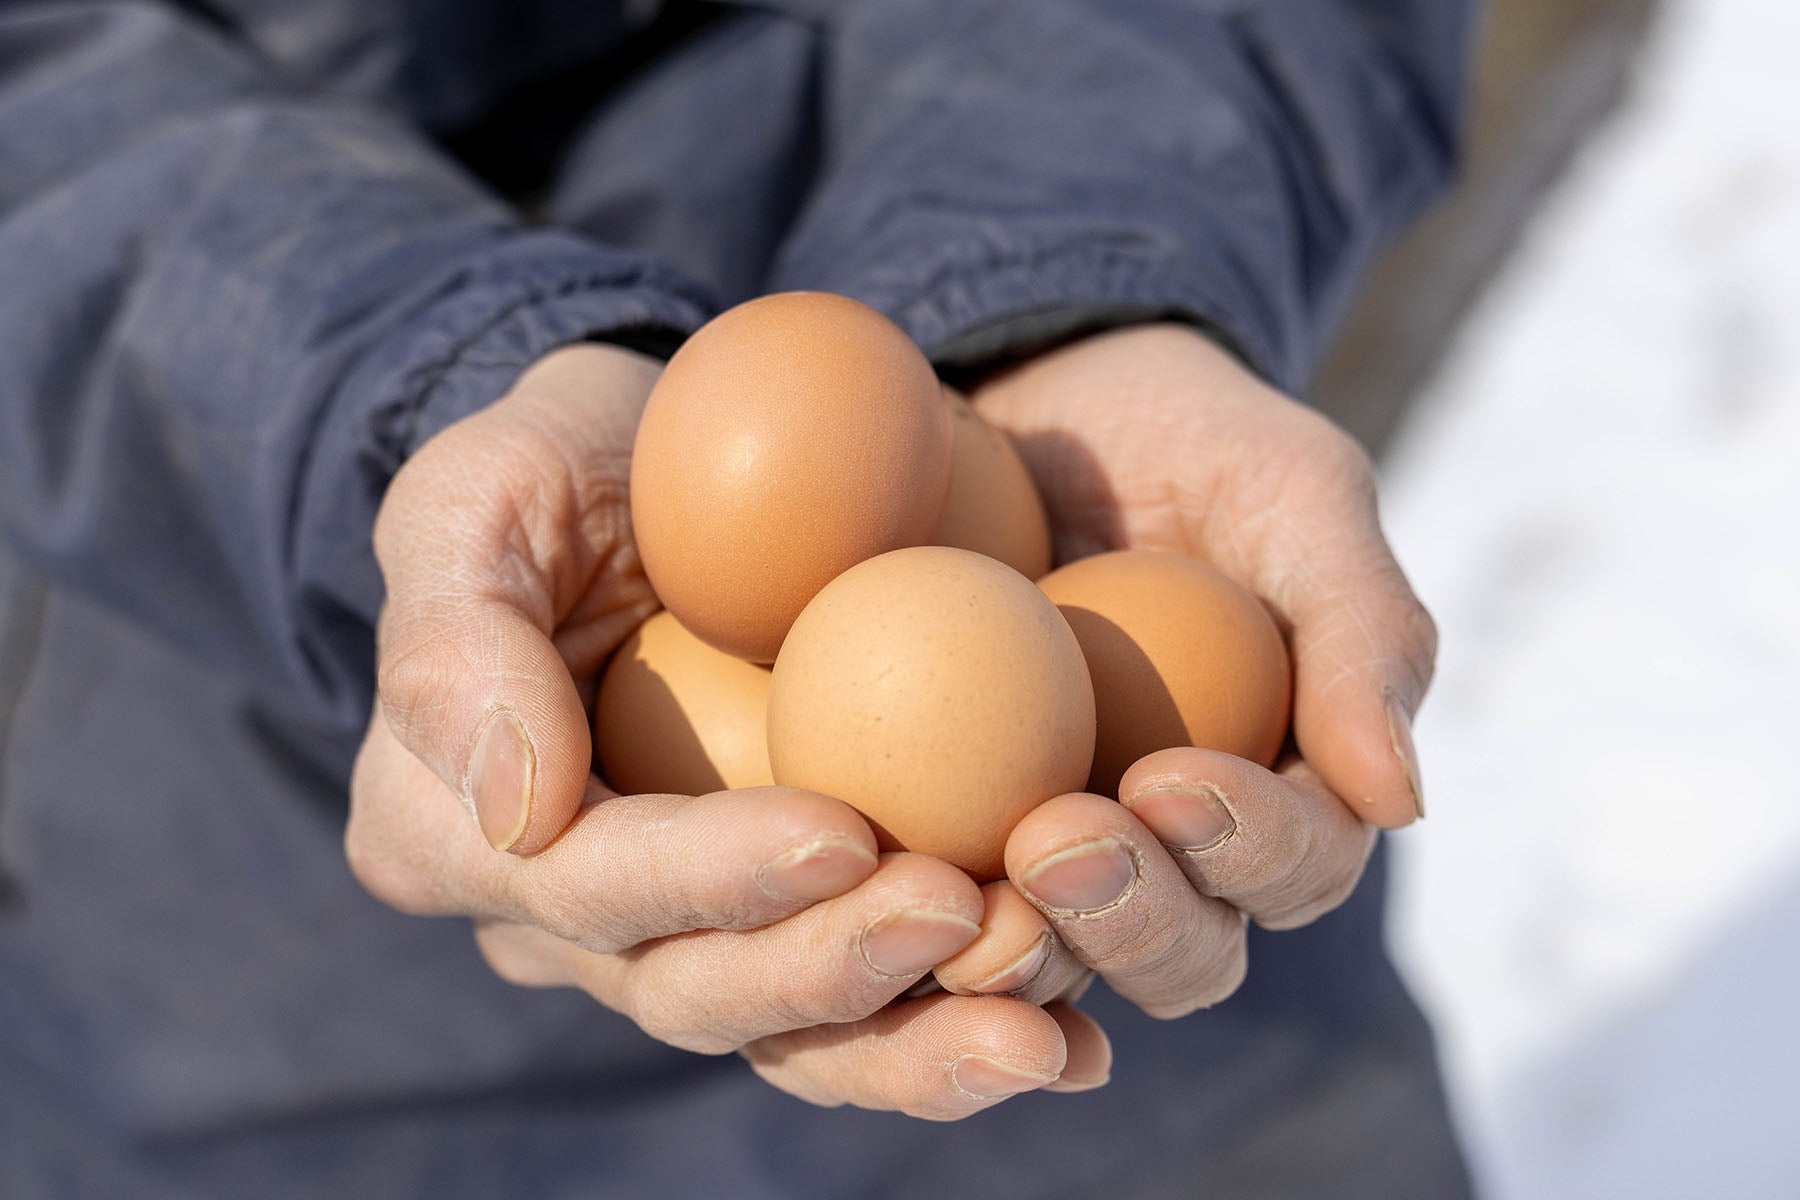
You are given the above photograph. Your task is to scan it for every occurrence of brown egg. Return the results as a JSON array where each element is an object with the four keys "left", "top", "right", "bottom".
[
  {"left": 1037, "top": 549, "right": 1291, "bottom": 796},
  {"left": 767, "top": 546, "right": 1095, "bottom": 880},
  {"left": 630, "top": 292, "right": 952, "bottom": 663},
  {"left": 930, "top": 388, "right": 1053, "bottom": 580},
  {"left": 594, "top": 610, "right": 774, "bottom": 796}
]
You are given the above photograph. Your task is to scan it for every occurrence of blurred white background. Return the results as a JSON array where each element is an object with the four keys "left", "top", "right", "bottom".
[{"left": 1383, "top": 0, "right": 1800, "bottom": 1196}]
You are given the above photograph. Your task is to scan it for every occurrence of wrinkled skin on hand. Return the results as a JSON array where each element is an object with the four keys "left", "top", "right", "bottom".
[
  {"left": 932, "top": 324, "right": 1436, "bottom": 1020},
  {"left": 347, "top": 323, "right": 1436, "bottom": 1119},
  {"left": 347, "top": 344, "right": 1106, "bottom": 1120}
]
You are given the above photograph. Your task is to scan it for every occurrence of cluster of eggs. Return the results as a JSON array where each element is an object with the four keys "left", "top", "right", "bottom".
[{"left": 594, "top": 292, "right": 1292, "bottom": 881}]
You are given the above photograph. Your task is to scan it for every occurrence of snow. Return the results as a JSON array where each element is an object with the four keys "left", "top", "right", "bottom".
[{"left": 1380, "top": 1, "right": 1800, "bottom": 1195}]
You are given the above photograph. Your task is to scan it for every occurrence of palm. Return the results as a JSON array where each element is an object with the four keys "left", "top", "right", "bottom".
[
  {"left": 380, "top": 343, "right": 660, "bottom": 692},
  {"left": 969, "top": 322, "right": 1432, "bottom": 831},
  {"left": 970, "top": 324, "right": 1341, "bottom": 581}
]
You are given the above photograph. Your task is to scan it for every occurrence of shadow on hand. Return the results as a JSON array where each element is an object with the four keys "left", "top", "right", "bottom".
[{"left": 1004, "top": 429, "right": 1129, "bottom": 570}]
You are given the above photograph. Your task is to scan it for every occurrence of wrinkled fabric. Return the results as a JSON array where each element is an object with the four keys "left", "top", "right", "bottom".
[{"left": 0, "top": 2, "right": 1479, "bottom": 1195}]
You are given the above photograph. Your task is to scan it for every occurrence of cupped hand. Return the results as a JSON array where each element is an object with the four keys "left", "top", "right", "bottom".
[
  {"left": 347, "top": 343, "right": 1108, "bottom": 1117},
  {"left": 937, "top": 324, "right": 1436, "bottom": 1019}
]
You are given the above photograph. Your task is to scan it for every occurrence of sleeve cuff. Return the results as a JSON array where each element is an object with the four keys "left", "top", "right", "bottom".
[
  {"left": 350, "top": 230, "right": 718, "bottom": 464},
  {"left": 293, "top": 230, "right": 715, "bottom": 718},
  {"left": 850, "top": 240, "right": 1298, "bottom": 392}
]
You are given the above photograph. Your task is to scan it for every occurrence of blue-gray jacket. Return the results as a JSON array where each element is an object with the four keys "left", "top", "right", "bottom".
[{"left": 0, "top": 2, "right": 1479, "bottom": 1196}]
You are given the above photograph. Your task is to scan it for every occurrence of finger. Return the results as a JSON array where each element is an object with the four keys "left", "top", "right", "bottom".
[
  {"left": 601, "top": 853, "right": 983, "bottom": 1053},
  {"left": 347, "top": 710, "right": 879, "bottom": 950},
  {"left": 1007, "top": 792, "right": 1247, "bottom": 1019},
  {"left": 372, "top": 349, "right": 661, "bottom": 854},
  {"left": 1205, "top": 418, "right": 1436, "bottom": 829},
  {"left": 934, "top": 881, "right": 1089, "bottom": 1004},
  {"left": 1118, "top": 747, "right": 1377, "bottom": 930},
  {"left": 472, "top": 918, "right": 582, "bottom": 988},
  {"left": 471, "top": 855, "right": 984, "bottom": 1056},
  {"left": 1041, "top": 1003, "right": 1112, "bottom": 1093},
  {"left": 475, "top": 896, "right": 1073, "bottom": 1079},
  {"left": 742, "top": 993, "right": 1067, "bottom": 1120}
]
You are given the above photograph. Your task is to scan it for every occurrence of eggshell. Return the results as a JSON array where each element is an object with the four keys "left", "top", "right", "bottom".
[
  {"left": 1036, "top": 549, "right": 1291, "bottom": 796},
  {"left": 630, "top": 292, "right": 952, "bottom": 662},
  {"left": 594, "top": 610, "right": 774, "bottom": 795},
  {"left": 767, "top": 546, "right": 1095, "bottom": 880},
  {"left": 930, "top": 388, "right": 1053, "bottom": 580}
]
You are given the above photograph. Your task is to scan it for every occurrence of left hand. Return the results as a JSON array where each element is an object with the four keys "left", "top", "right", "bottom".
[{"left": 933, "top": 324, "right": 1436, "bottom": 1018}]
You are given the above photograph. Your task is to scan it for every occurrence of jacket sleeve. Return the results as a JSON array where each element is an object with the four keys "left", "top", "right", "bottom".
[
  {"left": 0, "top": 3, "right": 715, "bottom": 730},
  {"left": 765, "top": 0, "right": 1480, "bottom": 388}
]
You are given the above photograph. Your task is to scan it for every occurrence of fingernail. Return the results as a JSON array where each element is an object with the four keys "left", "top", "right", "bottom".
[
  {"left": 1020, "top": 840, "right": 1136, "bottom": 913},
  {"left": 1384, "top": 688, "right": 1425, "bottom": 819},
  {"left": 952, "top": 1055, "right": 1059, "bottom": 1100},
  {"left": 861, "top": 910, "right": 982, "bottom": 977},
  {"left": 1124, "top": 784, "right": 1237, "bottom": 851},
  {"left": 757, "top": 837, "right": 878, "bottom": 903},
  {"left": 971, "top": 933, "right": 1053, "bottom": 995},
  {"left": 1046, "top": 1072, "right": 1112, "bottom": 1094},
  {"left": 471, "top": 710, "right": 533, "bottom": 853}
]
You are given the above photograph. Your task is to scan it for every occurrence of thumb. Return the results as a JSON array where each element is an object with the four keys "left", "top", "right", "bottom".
[
  {"left": 1205, "top": 418, "right": 1437, "bottom": 830},
  {"left": 1265, "top": 478, "right": 1437, "bottom": 829},
  {"left": 375, "top": 590, "right": 592, "bottom": 855},
  {"left": 370, "top": 344, "right": 660, "bottom": 854},
  {"left": 370, "top": 404, "right": 610, "bottom": 855}
]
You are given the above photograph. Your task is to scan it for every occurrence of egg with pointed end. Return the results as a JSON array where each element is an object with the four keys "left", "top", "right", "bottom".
[{"left": 630, "top": 292, "right": 952, "bottom": 663}]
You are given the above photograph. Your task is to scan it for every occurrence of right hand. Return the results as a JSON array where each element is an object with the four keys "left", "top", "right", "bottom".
[{"left": 346, "top": 343, "right": 1110, "bottom": 1118}]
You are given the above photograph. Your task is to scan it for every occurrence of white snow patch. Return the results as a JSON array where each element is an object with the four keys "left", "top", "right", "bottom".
[{"left": 1380, "top": 1, "right": 1800, "bottom": 1196}]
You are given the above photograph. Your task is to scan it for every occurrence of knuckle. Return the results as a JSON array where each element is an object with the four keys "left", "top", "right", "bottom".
[
  {"left": 770, "top": 984, "right": 851, "bottom": 1033},
  {"left": 1278, "top": 407, "right": 1375, "bottom": 500},
  {"left": 1252, "top": 834, "right": 1353, "bottom": 928},
  {"left": 625, "top": 985, "right": 736, "bottom": 1056},
  {"left": 686, "top": 875, "right": 778, "bottom": 934},
  {"left": 343, "top": 817, "right": 439, "bottom": 916},
  {"left": 516, "top": 883, "right": 632, "bottom": 957},
  {"left": 1318, "top": 425, "right": 1377, "bottom": 494},
  {"left": 1145, "top": 915, "right": 1248, "bottom": 1019},
  {"left": 375, "top": 633, "right": 464, "bottom": 730},
  {"left": 743, "top": 1055, "right": 850, "bottom": 1112},
  {"left": 1399, "top": 599, "right": 1441, "bottom": 693},
  {"left": 1256, "top": 886, "right": 1339, "bottom": 932},
  {"left": 370, "top": 433, "right": 474, "bottom": 569},
  {"left": 1206, "top": 920, "right": 1251, "bottom": 999},
  {"left": 1142, "top": 996, "right": 1205, "bottom": 1021},
  {"left": 1259, "top": 826, "right": 1376, "bottom": 932},
  {"left": 343, "top": 726, "right": 456, "bottom": 918},
  {"left": 774, "top": 921, "right": 908, "bottom": 1030},
  {"left": 370, "top": 476, "right": 416, "bottom": 573},
  {"left": 910, "top": 1099, "right": 985, "bottom": 1122},
  {"left": 801, "top": 967, "right": 896, "bottom": 1029},
  {"left": 905, "top": 1078, "right": 990, "bottom": 1122},
  {"left": 1253, "top": 815, "right": 1330, "bottom": 910},
  {"left": 472, "top": 926, "right": 553, "bottom": 988}
]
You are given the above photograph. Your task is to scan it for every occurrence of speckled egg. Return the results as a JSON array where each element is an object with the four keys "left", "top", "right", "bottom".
[{"left": 767, "top": 546, "right": 1095, "bottom": 880}]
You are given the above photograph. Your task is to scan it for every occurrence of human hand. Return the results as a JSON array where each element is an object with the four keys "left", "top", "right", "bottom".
[
  {"left": 347, "top": 343, "right": 1109, "bottom": 1117},
  {"left": 934, "top": 324, "right": 1436, "bottom": 1016}
]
